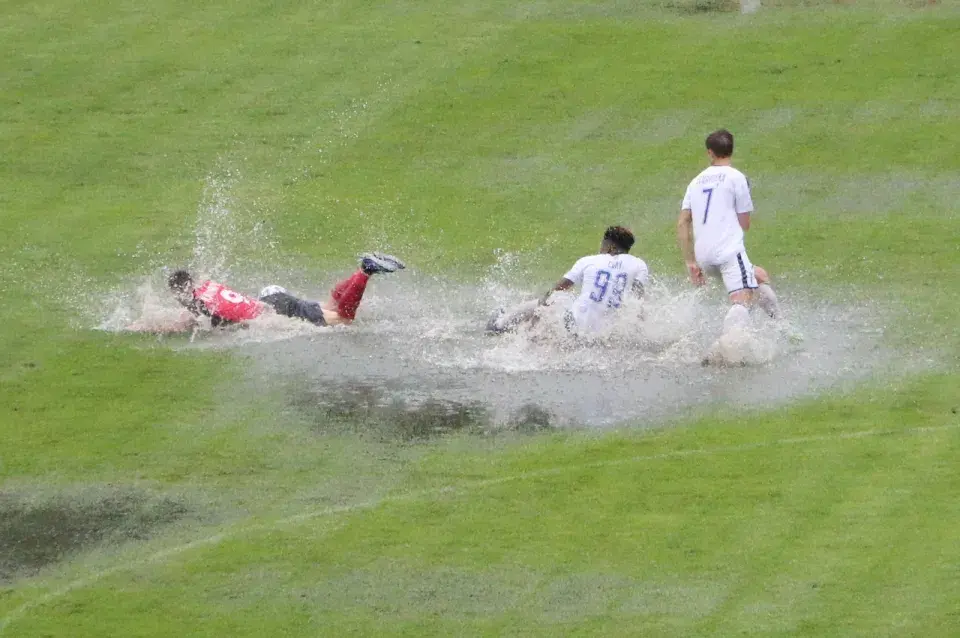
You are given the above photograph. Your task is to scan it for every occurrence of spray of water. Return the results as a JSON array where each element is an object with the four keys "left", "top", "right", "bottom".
[
  {"left": 95, "top": 162, "right": 288, "bottom": 333},
  {"left": 93, "top": 166, "right": 900, "bottom": 429},
  {"left": 97, "top": 253, "right": 895, "bottom": 428},
  {"left": 191, "top": 165, "right": 242, "bottom": 279},
  {"left": 227, "top": 269, "right": 895, "bottom": 428}
]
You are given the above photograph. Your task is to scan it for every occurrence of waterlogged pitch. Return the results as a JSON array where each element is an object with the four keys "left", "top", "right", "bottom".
[{"left": 1, "top": 0, "right": 959, "bottom": 636}]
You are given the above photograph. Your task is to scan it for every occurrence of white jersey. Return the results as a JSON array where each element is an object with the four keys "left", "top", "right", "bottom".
[
  {"left": 563, "top": 253, "right": 649, "bottom": 333},
  {"left": 681, "top": 165, "right": 754, "bottom": 265}
]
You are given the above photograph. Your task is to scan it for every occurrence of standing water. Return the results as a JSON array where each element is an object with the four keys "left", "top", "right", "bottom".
[{"left": 95, "top": 167, "right": 898, "bottom": 431}]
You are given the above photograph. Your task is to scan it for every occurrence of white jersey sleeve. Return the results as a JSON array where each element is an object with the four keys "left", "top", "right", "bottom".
[
  {"left": 562, "top": 257, "right": 590, "bottom": 285},
  {"left": 733, "top": 172, "right": 754, "bottom": 214},
  {"left": 636, "top": 260, "right": 650, "bottom": 289}
]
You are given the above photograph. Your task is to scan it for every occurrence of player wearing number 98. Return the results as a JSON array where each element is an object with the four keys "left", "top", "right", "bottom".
[
  {"left": 676, "top": 129, "right": 782, "bottom": 331},
  {"left": 486, "top": 226, "right": 649, "bottom": 335}
]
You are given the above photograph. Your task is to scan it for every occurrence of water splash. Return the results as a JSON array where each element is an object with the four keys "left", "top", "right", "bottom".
[
  {"left": 95, "top": 162, "right": 290, "bottom": 333},
  {"left": 92, "top": 162, "right": 897, "bottom": 428},
  {"left": 229, "top": 273, "right": 893, "bottom": 427},
  {"left": 189, "top": 162, "right": 282, "bottom": 280},
  {"left": 191, "top": 165, "right": 242, "bottom": 278},
  {"left": 98, "top": 263, "right": 894, "bottom": 427},
  {"left": 96, "top": 276, "right": 183, "bottom": 333}
]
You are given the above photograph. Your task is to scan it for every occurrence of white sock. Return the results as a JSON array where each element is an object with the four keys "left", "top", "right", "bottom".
[
  {"left": 723, "top": 304, "right": 751, "bottom": 334},
  {"left": 755, "top": 283, "right": 782, "bottom": 320}
]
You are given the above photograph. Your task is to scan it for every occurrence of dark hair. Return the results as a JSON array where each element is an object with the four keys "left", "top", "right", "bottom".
[
  {"left": 705, "top": 129, "right": 734, "bottom": 158},
  {"left": 167, "top": 269, "right": 194, "bottom": 292},
  {"left": 603, "top": 226, "right": 635, "bottom": 253}
]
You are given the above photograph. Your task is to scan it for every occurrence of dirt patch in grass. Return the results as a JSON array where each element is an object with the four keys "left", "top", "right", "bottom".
[
  {"left": 0, "top": 489, "right": 188, "bottom": 581},
  {"left": 290, "top": 381, "right": 556, "bottom": 441}
]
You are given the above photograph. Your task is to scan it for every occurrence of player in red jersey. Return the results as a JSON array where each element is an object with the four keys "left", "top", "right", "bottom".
[
  {"left": 125, "top": 253, "right": 404, "bottom": 334},
  {"left": 185, "top": 278, "right": 266, "bottom": 325}
]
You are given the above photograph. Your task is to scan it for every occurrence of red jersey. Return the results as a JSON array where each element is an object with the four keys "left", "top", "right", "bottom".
[{"left": 192, "top": 280, "right": 265, "bottom": 323}]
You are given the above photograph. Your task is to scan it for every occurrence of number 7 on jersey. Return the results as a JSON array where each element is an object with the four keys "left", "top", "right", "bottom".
[{"left": 701, "top": 188, "right": 714, "bottom": 224}]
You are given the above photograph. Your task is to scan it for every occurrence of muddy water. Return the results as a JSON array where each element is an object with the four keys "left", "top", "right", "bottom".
[
  {"left": 94, "top": 170, "right": 897, "bottom": 432},
  {"left": 0, "top": 489, "right": 187, "bottom": 581},
  {"left": 101, "top": 268, "right": 893, "bottom": 432},
  {"left": 243, "top": 278, "right": 892, "bottom": 429}
]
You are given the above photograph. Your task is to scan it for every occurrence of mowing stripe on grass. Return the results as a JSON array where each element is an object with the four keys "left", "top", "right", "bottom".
[{"left": 1, "top": 421, "right": 957, "bottom": 634}]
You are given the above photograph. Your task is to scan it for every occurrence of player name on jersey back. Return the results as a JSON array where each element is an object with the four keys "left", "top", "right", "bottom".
[{"left": 695, "top": 172, "right": 727, "bottom": 186}]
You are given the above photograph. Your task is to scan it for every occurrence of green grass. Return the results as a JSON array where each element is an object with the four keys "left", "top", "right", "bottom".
[
  {"left": 1, "top": 0, "right": 958, "bottom": 635},
  {"left": 5, "top": 377, "right": 959, "bottom": 636}
]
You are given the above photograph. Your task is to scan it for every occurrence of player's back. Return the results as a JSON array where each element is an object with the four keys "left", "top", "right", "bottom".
[
  {"left": 565, "top": 254, "right": 649, "bottom": 333},
  {"left": 193, "top": 280, "right": 264, "bottom": 323},
  {"left": 682, "top": 165, "right": 753, "bottom": 264}
]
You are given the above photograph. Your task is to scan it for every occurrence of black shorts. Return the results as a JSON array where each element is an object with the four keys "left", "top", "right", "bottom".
[{"left": 260, "top": 292, "right": 327, "bottom": 327}]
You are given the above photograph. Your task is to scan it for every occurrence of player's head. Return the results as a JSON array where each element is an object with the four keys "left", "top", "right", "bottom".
[
  {"left": 705, "top": 129, "right": 734, "bottom": 160},
  {"left": 601, "top": 226, "right": 635, "bottom": 254},
  {"left": 167, "top": 269, "right": 194, "bottom": 303}
]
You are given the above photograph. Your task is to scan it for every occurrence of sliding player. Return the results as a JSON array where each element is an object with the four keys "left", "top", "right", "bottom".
[
  {"left": 487, "top": 226, "right": 649, "bottom": 336},
  {"left": 125, "top": 253, "right": 404, "bottom": 334}
]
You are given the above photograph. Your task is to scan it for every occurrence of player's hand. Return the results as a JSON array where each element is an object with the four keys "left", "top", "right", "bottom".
[{"left": 686, "top": 262, "right": 705, "bottom": 286}]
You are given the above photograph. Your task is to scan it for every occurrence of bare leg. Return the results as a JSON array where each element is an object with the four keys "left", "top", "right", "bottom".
[
  {"left": 318, "top": 305, "right": 349, "bottom": 327},
  {"left": 724, "top": 266, "right": 780, "bottom": 319},
  {"left": 752, "top": 266, "right": 782, "bottom": 320}
]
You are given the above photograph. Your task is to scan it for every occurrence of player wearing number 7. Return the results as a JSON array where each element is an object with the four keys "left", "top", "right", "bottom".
[
  {"left": 676, "top": 129, "right": 782, "bottom": 330},
  {"left": 486, "top": 226, "right": 649, "bottom": 335}
]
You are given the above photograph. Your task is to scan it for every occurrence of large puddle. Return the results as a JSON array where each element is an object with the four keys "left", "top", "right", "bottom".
[
  {"left": 93, "top": 170, "right": 899, "bottom": 433},
  {"left": 100, "top": 269, "right": 895, "bottom": 432}
]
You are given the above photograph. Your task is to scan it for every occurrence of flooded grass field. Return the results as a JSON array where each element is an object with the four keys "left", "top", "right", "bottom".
[
  {"left": 100, "top": 266, "right": 899, "bottom": 433},
  {"left": 3, "top": 1, "right": 957, "bottom": 634}
]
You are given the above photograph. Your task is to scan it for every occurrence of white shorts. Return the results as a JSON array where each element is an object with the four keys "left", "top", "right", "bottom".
[{"left": 702, "top": 251, "right": 758, "bottom": 294}]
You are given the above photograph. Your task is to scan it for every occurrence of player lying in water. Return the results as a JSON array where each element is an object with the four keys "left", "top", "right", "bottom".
[
  {"left": 486, "top": 226, "right": 649, "bottom": 336},
  {"left": 125, "top": 253, "right": 404, "bottom": 334}
]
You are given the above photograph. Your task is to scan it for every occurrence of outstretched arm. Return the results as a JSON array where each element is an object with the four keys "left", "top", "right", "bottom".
[
  {"left": 540, "top": 278, "right": 574, "bottom": 305},
  {"left": 677, "top": 209, "right": 704, "bottom": 286},
  {"left": 125, "top": 311, "right": 199, "bottom": 334}
]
